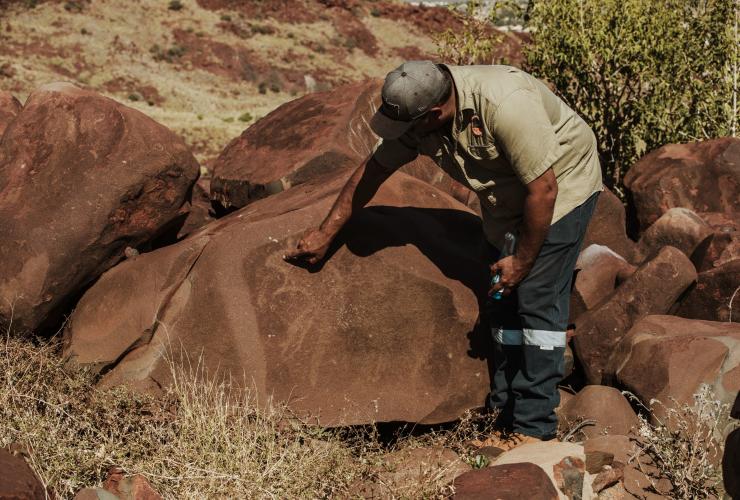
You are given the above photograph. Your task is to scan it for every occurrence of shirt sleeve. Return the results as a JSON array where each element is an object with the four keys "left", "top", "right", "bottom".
[
  {"left": 371, "top": 134, "right": 419, "bottom": 171},
  {"left": 490, "top": 89, "right": 559, "bottom": 184}
]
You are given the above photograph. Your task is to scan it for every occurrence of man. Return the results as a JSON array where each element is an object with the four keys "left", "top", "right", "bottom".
[{"left": 286, "top": 61, "right": 602, "bottom": 448}]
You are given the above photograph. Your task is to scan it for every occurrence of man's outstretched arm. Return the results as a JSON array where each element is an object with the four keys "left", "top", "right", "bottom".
[{"left": 284, "top": 156, "right": 397, "bottom": 264}]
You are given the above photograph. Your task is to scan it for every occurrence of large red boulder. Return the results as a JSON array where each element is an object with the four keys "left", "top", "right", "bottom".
[
  {"left": 0, "top": 91, "right": 21, "bottom": 137},
  {"left": 607, "top": 315, "right": 740, "bottom": 415},
  {"left": 624, "top": 137, "right": 740, "bottom": 232},
  {"left": 573, "top": 246, "right": 696, "bottom": 384},
  {"left": 674, "top": 259, "right": 740, "bottom": 323},
  {"left": 0, "top": 83, "right": 199, "bottom": 334},
  {"left": 210, "top": 80, "right": 379, "bottom": 209},
  {"left": 581, "top": 187, "right": 636, "bottom": 262},
  {"left": 63, "top": 172, "right": 491, "bottom": 425},
  {"left": 209, "top": 80, "right": 469, "bottom": 209}
]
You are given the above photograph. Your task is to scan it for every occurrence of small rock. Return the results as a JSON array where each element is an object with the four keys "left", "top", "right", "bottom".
[
  {"left": 453, "top": 462, "right": 558, "bottom": 500},
  {"left": 0, "top": 449, "right": 45, "bottom": 500},
  {"left": 596, "top": 481, "right": 637, "bottom": 499},
  {"left": 102, "top": 467, "right": 162, "bottom": 500},
  {"left": 590, "top": 465, "right": 623, "bottom": 493},
  {"left": 583, "top": 435, "right": 636, "bottom": 469},
  {"left": 552, "top": 456, "right": 585, "bottom": 500},
  {"left": 559, "top": 385, "right": 639, "bottom": 439},
  {"left": 570, "top": 245, "right": 636, "bottom": 323},
  {"left": 632, "top": 208, "right": 714, "bottom": 267},
  {"left": 674, "top": 259, "right": 740, "bottom": 323},
  {"left": 584, "top": 450, "right": 614, "bottom": 474}
]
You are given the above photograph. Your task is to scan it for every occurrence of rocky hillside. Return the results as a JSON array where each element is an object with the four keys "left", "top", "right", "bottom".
[{"left": 0, "top": 0, "right": 523, "bottom": 163}]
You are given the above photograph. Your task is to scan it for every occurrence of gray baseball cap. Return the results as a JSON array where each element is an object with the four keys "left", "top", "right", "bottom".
[{"left": 370, "top": 61, "right": 449, "bottom": 140}]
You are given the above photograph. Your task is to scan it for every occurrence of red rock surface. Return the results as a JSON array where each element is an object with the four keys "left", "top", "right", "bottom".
[
  {"left": 63, "top": 172, "right": 491, "bottom": 425},
  {"left": 581, "top": 187, "right": 636, "bottom": 262},
  {"left": 0, "top": 83, "right": 199, "bottom": 334},
  {"left": 103, "top": 467, "right": 163, "bottom": 500},
  {"left": 607, "top": 315, "right": 740, "bottom": 414},
  {"left": 452, "top": 462, "right": 558, "bottom": 500},
  {"left": 210, "top": 79, "right": 469, "bottom": 209},
  {"left": 573, "top": 246, "right": 697, "bottom": 384},
  {"left": 0, "top": 91, "right": 21, "bottom": 137},
  {"left": 210, "top": 80, "right": 380, "bottom": 208},
  {"left": 624, "top": 137, "right": 740, "bottom": 232},
  {"left": 697, "top": 211, "right": 740, "bottom": 270},
  {"left": 632, "top": 207, "right": 714, "bottom": 267},
  {"left": 570, "top": 244, "right": 637, "bottom": 323},
  {"left": 177, "top": 176, "right": 215, "bottom": 239},
  {"left": 0, "top": 449, "right": 45, "bottom": 500},
  {"left": 559, "top": 385, "right": 639, "bottom": 439},
  {"left": 674, "top": 259, "right": 740, "bottom": 323}
]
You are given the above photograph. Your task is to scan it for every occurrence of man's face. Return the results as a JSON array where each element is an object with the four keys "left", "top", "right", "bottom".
[{"left": 411, "top": 106, "right": 450, "bottom": 136}]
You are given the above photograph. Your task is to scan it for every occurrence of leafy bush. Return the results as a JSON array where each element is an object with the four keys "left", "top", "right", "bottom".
[
  {"left": 434, "top": 0, "right": 510, "bottom": 65},
  {"left": 525, "top": 0, "right": 738, "bottom": 193}
]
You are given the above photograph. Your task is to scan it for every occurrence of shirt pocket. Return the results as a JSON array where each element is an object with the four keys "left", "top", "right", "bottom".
[{"left": 466, "top": 144, "right": 501, "bottom": 161}]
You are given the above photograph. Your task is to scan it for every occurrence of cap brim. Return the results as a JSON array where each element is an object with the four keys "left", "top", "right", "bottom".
[{"left": 370, "top": 109, "right": 414, "bottom": 140}]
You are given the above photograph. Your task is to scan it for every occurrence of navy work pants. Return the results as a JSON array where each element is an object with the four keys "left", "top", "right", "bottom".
[{"left": 486, "top": 192, "right": 599, "bottom": 439}]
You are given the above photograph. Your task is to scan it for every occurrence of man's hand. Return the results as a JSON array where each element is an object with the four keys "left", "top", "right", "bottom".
[
  {"left": 489, "top": 255, "right": 531, "bottom": 297},
  {"left": 284, "top": 227, "right": 334, "bottom": 265}
]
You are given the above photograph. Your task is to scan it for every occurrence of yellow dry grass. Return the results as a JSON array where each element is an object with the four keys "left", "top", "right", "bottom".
[
  {"left": 0, "top": 0, "right": 438, "bottom": 163},
  {"left": 0, "top": 331, "right": 502, "bottom": 499}
]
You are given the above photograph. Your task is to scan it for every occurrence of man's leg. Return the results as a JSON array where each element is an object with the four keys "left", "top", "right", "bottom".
[
  {"left": 511, "top": 193, "right": 599, "bottom": 439},
  {"left": 485, "top": 240, "right": 525, "bottom": 430},
  {"left": 485, "top": 292, "right": 522, "bottom": 430}
]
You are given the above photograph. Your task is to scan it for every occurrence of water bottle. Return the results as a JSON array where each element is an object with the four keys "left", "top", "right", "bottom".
[{"left": 491, "top": 232, "right": 516, "bottom": 300}]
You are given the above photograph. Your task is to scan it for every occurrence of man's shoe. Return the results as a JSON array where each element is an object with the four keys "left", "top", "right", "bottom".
[
  {"left": 469, "top": 432, "right": 542, "bottom": 451},
  {"left": 501, "top": 432, "right": 542, "bottom": 450}
]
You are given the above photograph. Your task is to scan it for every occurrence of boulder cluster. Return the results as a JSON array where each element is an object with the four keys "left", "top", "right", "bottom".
[{"left": 1, "top": 81, "right": 738, "bottom": 499}]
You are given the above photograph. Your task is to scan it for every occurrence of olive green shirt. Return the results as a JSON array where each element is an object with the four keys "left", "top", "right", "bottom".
[{"left": 372, "top": 64, "right": 603, "bottom": 247}]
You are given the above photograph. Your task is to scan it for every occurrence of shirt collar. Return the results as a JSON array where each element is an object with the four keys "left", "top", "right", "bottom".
[{"left": 440, "top": 64, "right": 476, "bottom": 135}]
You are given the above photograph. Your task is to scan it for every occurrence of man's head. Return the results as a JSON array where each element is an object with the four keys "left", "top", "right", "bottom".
[{"left": 370, "top": 61, "right": 455, "bottom": 140}]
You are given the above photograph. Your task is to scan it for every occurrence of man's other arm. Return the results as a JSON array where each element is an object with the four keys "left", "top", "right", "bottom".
[{"left": 489, "top": 168, "right": 557, "bottom": 295}]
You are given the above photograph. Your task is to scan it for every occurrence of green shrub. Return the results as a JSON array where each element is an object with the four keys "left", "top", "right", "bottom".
[
  {"left": 168, "top": 0, "right": 183, "bottom": 11},
  {"left": 238, "top": 112, "right": 253, "bottom": 123},
  {"left": 434, "top": 0, "right": 511, "bottom": 65},
  {"left": 524, "top": 0, "right": 738, "bottom": 193}
]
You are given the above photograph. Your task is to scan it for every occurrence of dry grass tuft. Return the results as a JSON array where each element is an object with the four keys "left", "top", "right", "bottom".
[
  {"left": 0, "top": 331, "right": 498, "bottom": 499},
  {"left": 626, "top": 385, "right": 729, "bottom": 498}
]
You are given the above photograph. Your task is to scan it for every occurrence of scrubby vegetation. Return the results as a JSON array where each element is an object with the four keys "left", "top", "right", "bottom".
[
  {"left": 0, "top": 332, "right": 497, "bottom": 498},
  {"left": 627, "top": 385, "right": 730, "bottom": 498},
  {"left": 525, "top": 0, "right": 738, "bottom": 194}
]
